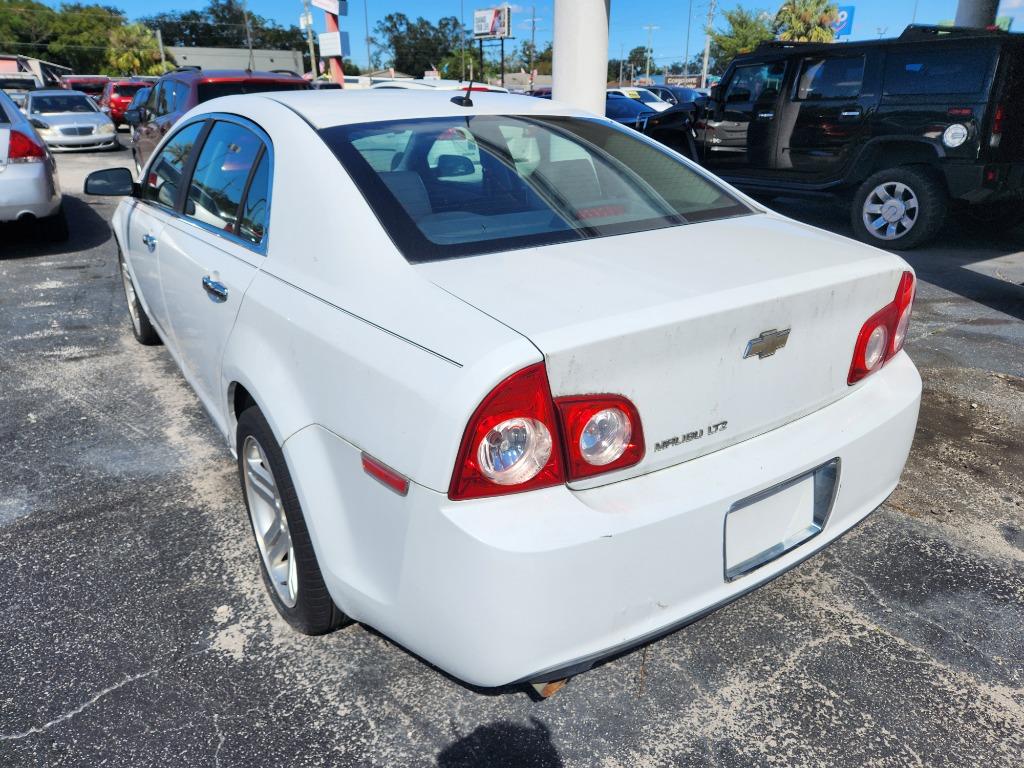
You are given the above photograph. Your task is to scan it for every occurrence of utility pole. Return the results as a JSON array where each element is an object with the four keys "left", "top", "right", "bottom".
[
  {"left": 364, "top": 0, "right": 372, "bottom": 73},
  {"left": 460, "top": 0, "right": 466, "bottom": 80},
  {"left": 643, "top": 24, "right": 658, "bottom": 82},
  {"left": 683, "top": 0, "right": 693, "bottom": 78},
  {"left": 700, "top": 0, "right": 716, "bottom": 89},
  {"left": 155, "top": 28, "right": 166, "bottom": 72},
  {"left": 241, "top": 0, "right": 255, "bottom": 72},
  {"left": 528, "top": 5, "right": 537, "bottom": 91},
  {"left": 302, "top": 0, "right": 318, "bottom": 77},
  {"left": 618, "top": 43, "right": 623, "bottom": 86}
]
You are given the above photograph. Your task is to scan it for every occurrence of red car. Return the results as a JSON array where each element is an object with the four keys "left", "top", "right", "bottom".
[
  {"left": 98, "top": 79, "right": 152, "bottom": 127},
  {"left": 129, "top": 67, "right": 309, "bottom": 174},
  {"left": 60, "top": 75, "right": 109, "bottom": 99}
]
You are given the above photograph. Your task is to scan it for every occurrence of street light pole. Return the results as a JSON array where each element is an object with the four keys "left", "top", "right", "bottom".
[
  {"left": 700, "top": 0, "right": 716, "bottom": 89},
  {"left": 302, "top": 0, "right": 318, "bottom": 77},
  {"left": 643, "top": 24, "right": 658, "bottom": 82},
  {"left": 684, "top": 0, "right": 693, "bottom": 78}
]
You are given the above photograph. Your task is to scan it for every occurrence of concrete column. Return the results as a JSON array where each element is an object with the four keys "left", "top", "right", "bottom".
[
  {"left": 552, "top": 0, "right": 610, "bottom": 115},
  {"left": 954, "top": 0, "right": 999, "bottom": 27}
]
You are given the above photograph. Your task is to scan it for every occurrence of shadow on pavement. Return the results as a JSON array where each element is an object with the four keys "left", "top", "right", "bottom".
[
  {"left": 437, "top": 717, "right": 563, "bottom": 767},
  {"left": 771, "top": 197, "right": 1024, "bottom": 322},
  {"left": 0, "top": 196, "right": 111, "bottom": 260}
]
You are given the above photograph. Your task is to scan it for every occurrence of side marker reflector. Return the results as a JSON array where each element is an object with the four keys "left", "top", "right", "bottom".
[{"left": 361, "top": 453, "right": 409, "bottom": 496}]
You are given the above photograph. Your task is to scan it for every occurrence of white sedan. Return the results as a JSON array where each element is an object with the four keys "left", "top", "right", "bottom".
[{"left": 84, "top": 90, "right": 921, "bottom": 692}]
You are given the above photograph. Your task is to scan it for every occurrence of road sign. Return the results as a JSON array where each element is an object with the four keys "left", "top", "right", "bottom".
[
  {"left": 473, "top": 7, "right": 512, "bottom": 39},
  {"left": 299, "top": 12, "right": 313, "bottom": 29},
  {"left": 312, "top": 0, "right": 347, "bottom": 16},
  {"left": 833, "top": 6, "right": 855, "bottom": 37},
  {"left": 318, "top": 30, "right": 350, "bottom": 58}
]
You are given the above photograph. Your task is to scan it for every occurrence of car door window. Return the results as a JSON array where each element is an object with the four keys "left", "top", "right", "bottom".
[
  {"left": 797, "top": 56, "right": 865, "bottom": 100},
  {"left": 141, "top": 120, "right": 205, "bottom": 209},
  {"left": 146, "top": 82, "right": 163, "bottom": 115},
  {"left": 237, "top": 152, "right": 269, "bottom": 245},
  {"left": 171, "top": 82, "right": 190, "bottom": 112},
  {"left": 185, "top": 121, "right": 265, "bottom": 237},
  {"left": 724, "top": 63, "right": 785, "bottom": 104}
]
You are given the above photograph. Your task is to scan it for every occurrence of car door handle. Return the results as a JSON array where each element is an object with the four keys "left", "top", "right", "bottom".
[
  {"left": 202, "top": 275, "right": 228, "bottom": 302},
  {"left": 757, "top": 111, "right": 775, "bottom": 119},
  {"left": 840, "top": 108, "right": 862, "bottom": 118},
  {"left": 141, "top": 233, "right": 157, "bottom": 251}
]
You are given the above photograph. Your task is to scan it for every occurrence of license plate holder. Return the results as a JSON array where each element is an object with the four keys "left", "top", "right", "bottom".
[{"left": 724, "top": 459, "right": 840, "bottom": 581}]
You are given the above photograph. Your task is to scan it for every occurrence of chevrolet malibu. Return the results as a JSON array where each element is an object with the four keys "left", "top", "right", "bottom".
[{"left": 84, "top": 91, "right": 922, "bottom": 691}]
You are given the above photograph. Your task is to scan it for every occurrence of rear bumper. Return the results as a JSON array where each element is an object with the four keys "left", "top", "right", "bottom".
[
  {"left": 288, "top": 353, "right": 922, "bottom": 688},
  {"left": 0, "top": 161, "right": 61, "bottom": 222},
  {"left": 941, "top": 160, "right": 1024, "bottom": 203}
]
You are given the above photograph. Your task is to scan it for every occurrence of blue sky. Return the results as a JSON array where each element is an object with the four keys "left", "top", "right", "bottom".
[{"left": 59, "top": 1, "right": 1024, "bottom": 68}]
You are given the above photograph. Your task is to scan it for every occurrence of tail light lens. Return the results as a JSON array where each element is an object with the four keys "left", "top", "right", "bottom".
[
  {"left": 449, "top": 363, "right": 564, "bottom": 500},
  {"left": 556, "top": 395, "right": 644, "bottom": 480},
  {"left": 991, "top": 104, "right": 1004, "bottom": 148},
  {"left": 8, "top": 130, "right": 45, "bottom": 163},
  {"left": 449, "top": 365, "right": 647, "bottom": 499},
  {"left": 848, "top": 271, "right": 915, "bottom": 385}
]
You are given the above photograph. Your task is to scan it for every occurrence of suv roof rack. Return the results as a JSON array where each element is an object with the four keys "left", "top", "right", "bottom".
[
  {"left": 898, "top": 24, "right": 1009, "bottom": 40},
  {"left": 269, "top": 68, "right": 301, "bottom": 77},
  {"left": 171, "top": 66, "right": 202, "bottom": 73},
  {"left": 754, "top": 40, "right": 817, "bottom": 51}
]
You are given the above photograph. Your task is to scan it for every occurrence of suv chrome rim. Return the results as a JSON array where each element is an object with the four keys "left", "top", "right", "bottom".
[
  {"left": 120, "top": 261, "right": 141, "bottom": 335},
  {"left": 862, "top": 181, "right": 919, "bottom": 241},
  {"left": 242, "top": 436, "right": 298, "bottom": 607}
]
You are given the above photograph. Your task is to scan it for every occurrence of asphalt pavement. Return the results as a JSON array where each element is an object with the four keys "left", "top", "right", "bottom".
[{"left": 1, "top": 138, "right": 1022, "bottom": 767}]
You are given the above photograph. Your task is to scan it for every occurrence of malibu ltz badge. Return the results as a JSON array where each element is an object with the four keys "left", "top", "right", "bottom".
[{"left": 744, "top": 328, "right": 790, "bottom": 360}]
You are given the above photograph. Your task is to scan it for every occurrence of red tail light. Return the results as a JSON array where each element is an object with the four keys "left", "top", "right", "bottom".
[
  {"left": 848, "top": 271, "right": 915, "bottom": 385},
  {"left": 8, "top": 130, "right": 45, "bottom": 163},
  {"left": 449, "top": 363, "right": 565, "bottom": 500},
  {"left": 556, "top": 395, "right": 644, "bottom": 481},
  {"left": 993, "top": 104, "right": 1005, "bottom": 135}
]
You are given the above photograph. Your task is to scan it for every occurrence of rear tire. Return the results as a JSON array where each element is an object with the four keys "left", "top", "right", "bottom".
[
  {"left": 118, "top": 249, "right": 161, "bottom": 345},
  {"left": 851, "top": 166, "right": 948, "bottom": 250},
  {"left": 236, "top": 406, "right": 347, "bottom": 635}
]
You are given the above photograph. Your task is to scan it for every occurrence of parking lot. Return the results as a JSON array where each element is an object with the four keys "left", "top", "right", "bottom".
[{"left": 1, "top": 138, "right": 1022, "bottom": 766}]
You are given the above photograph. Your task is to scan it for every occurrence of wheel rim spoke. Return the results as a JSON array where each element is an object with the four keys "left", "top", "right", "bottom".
[{"left": 242, "top": 435, "right": 297, "bottom": 607}]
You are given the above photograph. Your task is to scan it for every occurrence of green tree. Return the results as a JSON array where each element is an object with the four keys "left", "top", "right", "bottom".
[
  {"left": 373, "top": 13, "right": 464, "bottom": 77},
  {"left": 773, "top": 0, "right": 838, "bottom": 43},
  {"left": 707, "top": 7, "right": 774, "bottom": 74},
  {"left": 48, "top": 4, "right": 124, "bottom": 73},
  {"left": 0, "top": 0, "right": 58, "bottom": 57},
  {"left": 107, "top": 22, "right": 170, "bottom": 75}
]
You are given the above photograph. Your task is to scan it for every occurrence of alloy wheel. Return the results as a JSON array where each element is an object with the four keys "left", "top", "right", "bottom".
[
  {"left": 242, "top": 435, "right": 298, "bottom": 607},
  {"left": 862, "top": 181, "right": 919, "bottom": 241}
]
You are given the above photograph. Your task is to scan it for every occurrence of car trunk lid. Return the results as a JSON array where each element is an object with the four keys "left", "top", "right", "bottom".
[{"left": 420, "top": 214, "right": 909, "bottom": 488}]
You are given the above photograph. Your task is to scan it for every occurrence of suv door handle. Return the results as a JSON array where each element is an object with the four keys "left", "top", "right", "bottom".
[
  {"left": 840, "top": 108, "right": 862, "bottom": 118},
  {"left": 141, "top": 233, "right": 157, "bottom": 251},
  {"left": 202, "top": 275, "right": 228, "bottom": 302},
  {"left": 757, "top": 111, "right": 775, "bottom": 120}
]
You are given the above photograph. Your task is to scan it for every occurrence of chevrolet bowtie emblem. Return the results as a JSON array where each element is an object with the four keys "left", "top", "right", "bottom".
[{"left": 743, "top": 328, "right": 791, "bottom": 359}]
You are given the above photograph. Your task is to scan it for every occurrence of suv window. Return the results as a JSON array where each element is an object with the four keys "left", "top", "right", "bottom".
[
  {"left": 142, "top": 121, "right": 205, "bottom": 209},
  {"left": 185, "top": 121, "right": 266, "bottom": 238},
  {"left": 196, "top": 80, "right": 306, "bottom": 103},
  {"left": 883, "top": 47, "right": 993, "bottom": 95},
  {"left": 724, "top": 62, "right": 786, "bottom": 104},
  {"left": 797, "top": 56, "right": 865, "bottom": 100}
]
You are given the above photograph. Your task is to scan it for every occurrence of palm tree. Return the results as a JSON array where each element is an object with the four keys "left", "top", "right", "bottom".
[{"left": 773, "top": 0, "right": 839, "bottom": 43}]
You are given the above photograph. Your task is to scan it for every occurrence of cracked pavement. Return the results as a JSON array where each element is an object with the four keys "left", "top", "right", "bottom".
[{"left": 0, "top": 143, "right": 1022, "bottom": 767}]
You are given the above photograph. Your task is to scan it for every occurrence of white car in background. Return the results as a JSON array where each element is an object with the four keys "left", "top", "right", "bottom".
[
  {"left": 85, "top": 91, "right": 921, "bottom": 692},
  {"left": 24, "top": 90, "right": 117, "bottom": 151},
  {"left": 608, "top": 86, "right": 672, "bottom": 112},
  {"left": 0, "top": 88, "right": 66, "bottom": 239},
  {"left": 371, "top": 78, "right": 509, "bottom": 93}
]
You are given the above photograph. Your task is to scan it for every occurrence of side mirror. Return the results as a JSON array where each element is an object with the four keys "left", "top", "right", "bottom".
[
  {"left": 124, "top": 108, "right": 141, "bottom": 126},
  {"left": 84, "top": 167, "right": 138, "bottom": 197},
  {"left": 435, "top": 154, "right": 475, "bottom": 178}
]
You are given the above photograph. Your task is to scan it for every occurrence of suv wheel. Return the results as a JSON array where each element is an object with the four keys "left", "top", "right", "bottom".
[{"left": 851, "top": 167, "right": 948, "bottom": 250}]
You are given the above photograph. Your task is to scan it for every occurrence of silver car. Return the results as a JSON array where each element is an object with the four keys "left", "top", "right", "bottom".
[
  {"left": 24, "top": 89, "right": 117, "bottom": 151},
  {"left": 0, "top": 89, "right": 66, "bottom": 239}
]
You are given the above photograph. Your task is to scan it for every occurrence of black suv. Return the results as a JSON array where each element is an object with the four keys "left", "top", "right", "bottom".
[{"left": 697, "top": 25, "right": 1024, "bottom": 248}]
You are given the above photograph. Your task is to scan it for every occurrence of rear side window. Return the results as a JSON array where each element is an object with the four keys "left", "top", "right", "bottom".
[
  {"left": 238, "top": 153, "right": 270, "bottom": 245},
  {"left": 185, "top": 121, "right": 265, "bottom": 237},
  {"left": 142, "top": 121, "right": 205, "bottom": 209},
  {"left": 884, "top": 47, "right": 993, "bottom": 95},
  {"left": 321, "top": 115, "right": 749, "bottom": 262},
  {"left": 797, "top": 56, "right": 865, "bottom": 100},
  {"left": 197, "top": 81, "right": 306, "bottom": 102}
]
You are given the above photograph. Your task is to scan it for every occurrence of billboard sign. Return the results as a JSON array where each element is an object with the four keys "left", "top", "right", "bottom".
[
  {"left": 312, "top": 0, "right": 348, "bottom": 16},
  {"left": 473, "top": 7, "right": 511, "bottom": 39},
  {"left": 832, "top": 6, "right": 855, "bottom": 37},
  {"left": 318, "top": 31, "right": 350, "bottom": 58}
]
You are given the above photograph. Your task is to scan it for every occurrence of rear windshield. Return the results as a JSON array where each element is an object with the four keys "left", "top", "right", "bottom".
[
  {"left": 883, "top": 46, "right": 994, "bottom": 95},
  {"left": 0, "top": 78, "right": 35, "bottom": 91},
  {"left": 197, "top": 80, "right": 307, "bottom": 102},
  {"left": 320, "top": 115, "right": 750, "bottom": 262},
  {"left": 113, "top": 83, "right": 145, "bottom": 97},
  {"left": 30, "top": 94, "right": 96, "bottom": 114}
]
